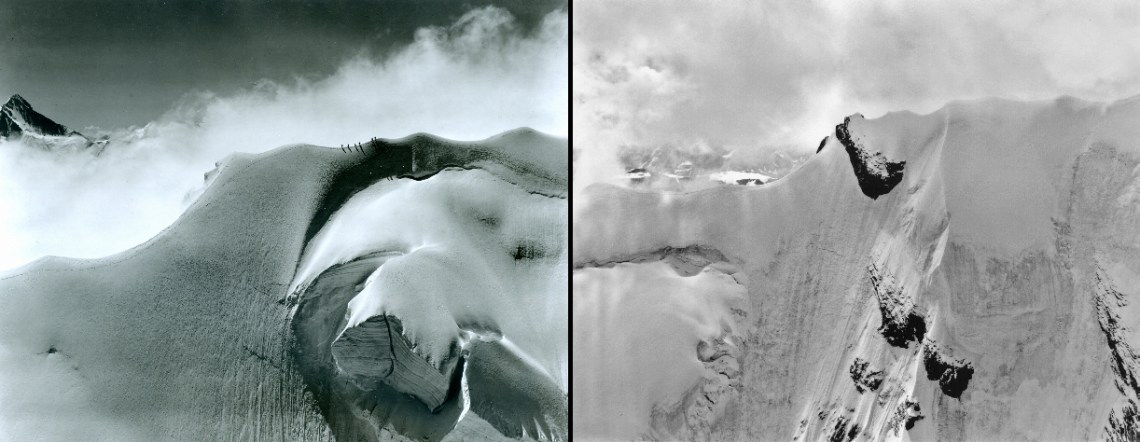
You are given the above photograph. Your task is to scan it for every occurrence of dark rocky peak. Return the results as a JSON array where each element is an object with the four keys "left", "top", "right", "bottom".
[{"left": 1, "top": 94, "right": 72, "bottom": 138}]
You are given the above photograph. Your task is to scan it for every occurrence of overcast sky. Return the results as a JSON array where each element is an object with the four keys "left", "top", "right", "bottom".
[
  {"left": 0, "top": 0, "right": 564, "bottom": 130},
  {"left": 574, "top": 0, "right": 1140, "bottom": 178}
]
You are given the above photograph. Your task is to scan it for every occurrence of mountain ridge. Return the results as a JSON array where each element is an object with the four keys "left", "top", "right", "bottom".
[{"left": 574, "top": 94, "right": 1140, "bottom": 440}]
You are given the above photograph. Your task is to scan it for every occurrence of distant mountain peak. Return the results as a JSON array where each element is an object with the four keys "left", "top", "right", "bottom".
[{"left": 1, "top": 94, "right": 73, "bottom": 138}]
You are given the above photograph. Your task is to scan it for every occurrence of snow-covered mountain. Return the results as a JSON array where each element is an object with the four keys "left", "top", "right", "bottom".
[
  {"left": 0, "top": 94, "right": 71, "bottom": 137},
  {"left": 0, "top": 129, "right": 567, "bottom": 441},
  {"left": 0, "top": 94, "right": 98, "bottom": 149},
  {"left": 574, "top": 96, "right": 1140, "bottom": 440}
]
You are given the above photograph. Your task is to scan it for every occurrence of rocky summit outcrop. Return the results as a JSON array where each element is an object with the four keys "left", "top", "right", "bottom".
[{"left": 835, "top": 114, "right": 905, "bottom": 199}]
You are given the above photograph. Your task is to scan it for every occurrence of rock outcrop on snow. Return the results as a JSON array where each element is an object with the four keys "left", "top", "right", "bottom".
[
  {"left": 835, "top": 114, "right": 906, "bottom": 199},
  {"left": 848, "top": 357, "right": 884, "bottom": 393},
  {"left": 887, "top": 398, "right": 924, "bottom": 433},
  {"left": 922, "top": 341, "right": 974, "bottom": 399},
  {"left": 1094, "top": 265, "right": 1140, "bottom": 441},
  {"left": 869, "top": 263, "right": 927, "bottom": 348},
  {"left": 575, "top": 95, "right": 1140, "bottom": 440}
]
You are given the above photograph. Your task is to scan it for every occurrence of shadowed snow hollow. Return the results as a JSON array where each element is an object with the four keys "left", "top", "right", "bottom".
[
  {"left": 0, "top": 128, "right": 567, "bottom": 441},
  {"left": 575, "top": 95, "right": 1140, "bottom": 440}
]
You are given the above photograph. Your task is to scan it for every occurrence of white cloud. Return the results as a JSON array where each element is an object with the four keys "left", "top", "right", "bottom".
[
  {"left": 572, "top": 0, "right": 1140, "bottom": 202},
  {"left": 0, "top": 6, "right": 567, "bottom": 271}
]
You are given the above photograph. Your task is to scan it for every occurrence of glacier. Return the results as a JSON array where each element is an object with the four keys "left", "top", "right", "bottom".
[{"left": 0, "top": 129, "right": 567, "bottom": 441}]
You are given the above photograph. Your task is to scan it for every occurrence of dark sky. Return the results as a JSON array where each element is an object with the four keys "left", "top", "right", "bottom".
[{"left": 0, "top": 0, "right": 565, "bottom": 130}]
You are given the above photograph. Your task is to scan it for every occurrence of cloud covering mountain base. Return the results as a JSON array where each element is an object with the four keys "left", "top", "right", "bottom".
[{"left": 0, "top": 5, "right": 567, "bottom": 271}]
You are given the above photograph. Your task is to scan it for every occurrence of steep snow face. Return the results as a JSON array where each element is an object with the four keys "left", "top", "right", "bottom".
[{"left": 574, "top": 96, "right": 1140, "bottom": 440}]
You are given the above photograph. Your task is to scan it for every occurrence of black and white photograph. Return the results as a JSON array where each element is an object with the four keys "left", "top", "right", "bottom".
[
  {"left": 0, "top": 1, "right": 567, "bottom": 440},
  {"left": 574, "top": 1, "right": 1140, "bottom": 440}
]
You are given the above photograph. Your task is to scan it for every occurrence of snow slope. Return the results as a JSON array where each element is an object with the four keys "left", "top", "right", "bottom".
[
  {"left": 0, "top": 128, "right": 567, "bottom": 441},
  {"left": 574, "top": 95, "right": 1140, "bottom": 440}
]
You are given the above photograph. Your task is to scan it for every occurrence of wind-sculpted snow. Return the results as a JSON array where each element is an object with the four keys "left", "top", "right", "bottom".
[
  {"left": 0, "top": 128, "right": 567, "bottom": 441},
  {"left": 575, "top": 95, "right": 1140, "bottom": 440}
]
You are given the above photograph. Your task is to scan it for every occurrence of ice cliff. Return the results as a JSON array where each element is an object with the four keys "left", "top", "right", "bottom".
[{"left": 574, "top": 95, "right": 1140, "bottom": 440}]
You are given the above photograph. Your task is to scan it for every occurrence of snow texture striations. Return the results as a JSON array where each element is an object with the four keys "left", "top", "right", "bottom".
[
  {"left": 575, "top": 95, "right": 1140, "bottom": 440},
  {"left": 0, "top": 128, "right": 567, "bottom": 441}
]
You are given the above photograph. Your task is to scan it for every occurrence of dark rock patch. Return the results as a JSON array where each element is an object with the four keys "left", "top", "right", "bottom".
[
  {"left": 1107, "top": 400, "right": 1140, "bottom": 442},
  {"left": 817, "top": 136, "right": 828, "bottom": 154},
  {"left": 835, "top": 115, "right": 905, "bottom": 199},
  {"left": 736, "top": 178, "right": 764, "bottom": 186},
  {"left": 827, "top": 416, "right": 859, "bottom": 442},
  {"left": 1094, "top": 268, "right": 1140, "bottom": 439},
  {"left": 888, "top": 398, "right": 924, "bottom": 434},
  {"left": 923, "top": 341, "right": 974, "bottom": 398},
  {"left": 848, "top": 357, "right": 884, "bottom": 393},
  {"left": 869, "top": 264, "right": 926, "bottom": 348}
]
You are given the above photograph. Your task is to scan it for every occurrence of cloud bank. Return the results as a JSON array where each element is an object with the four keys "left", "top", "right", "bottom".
[
  {"left": 573, "top": 0, "right": 1140, "bottom": 199},
  {"left": 0, "top": 6, "right": 567, "bottom": 271}
]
